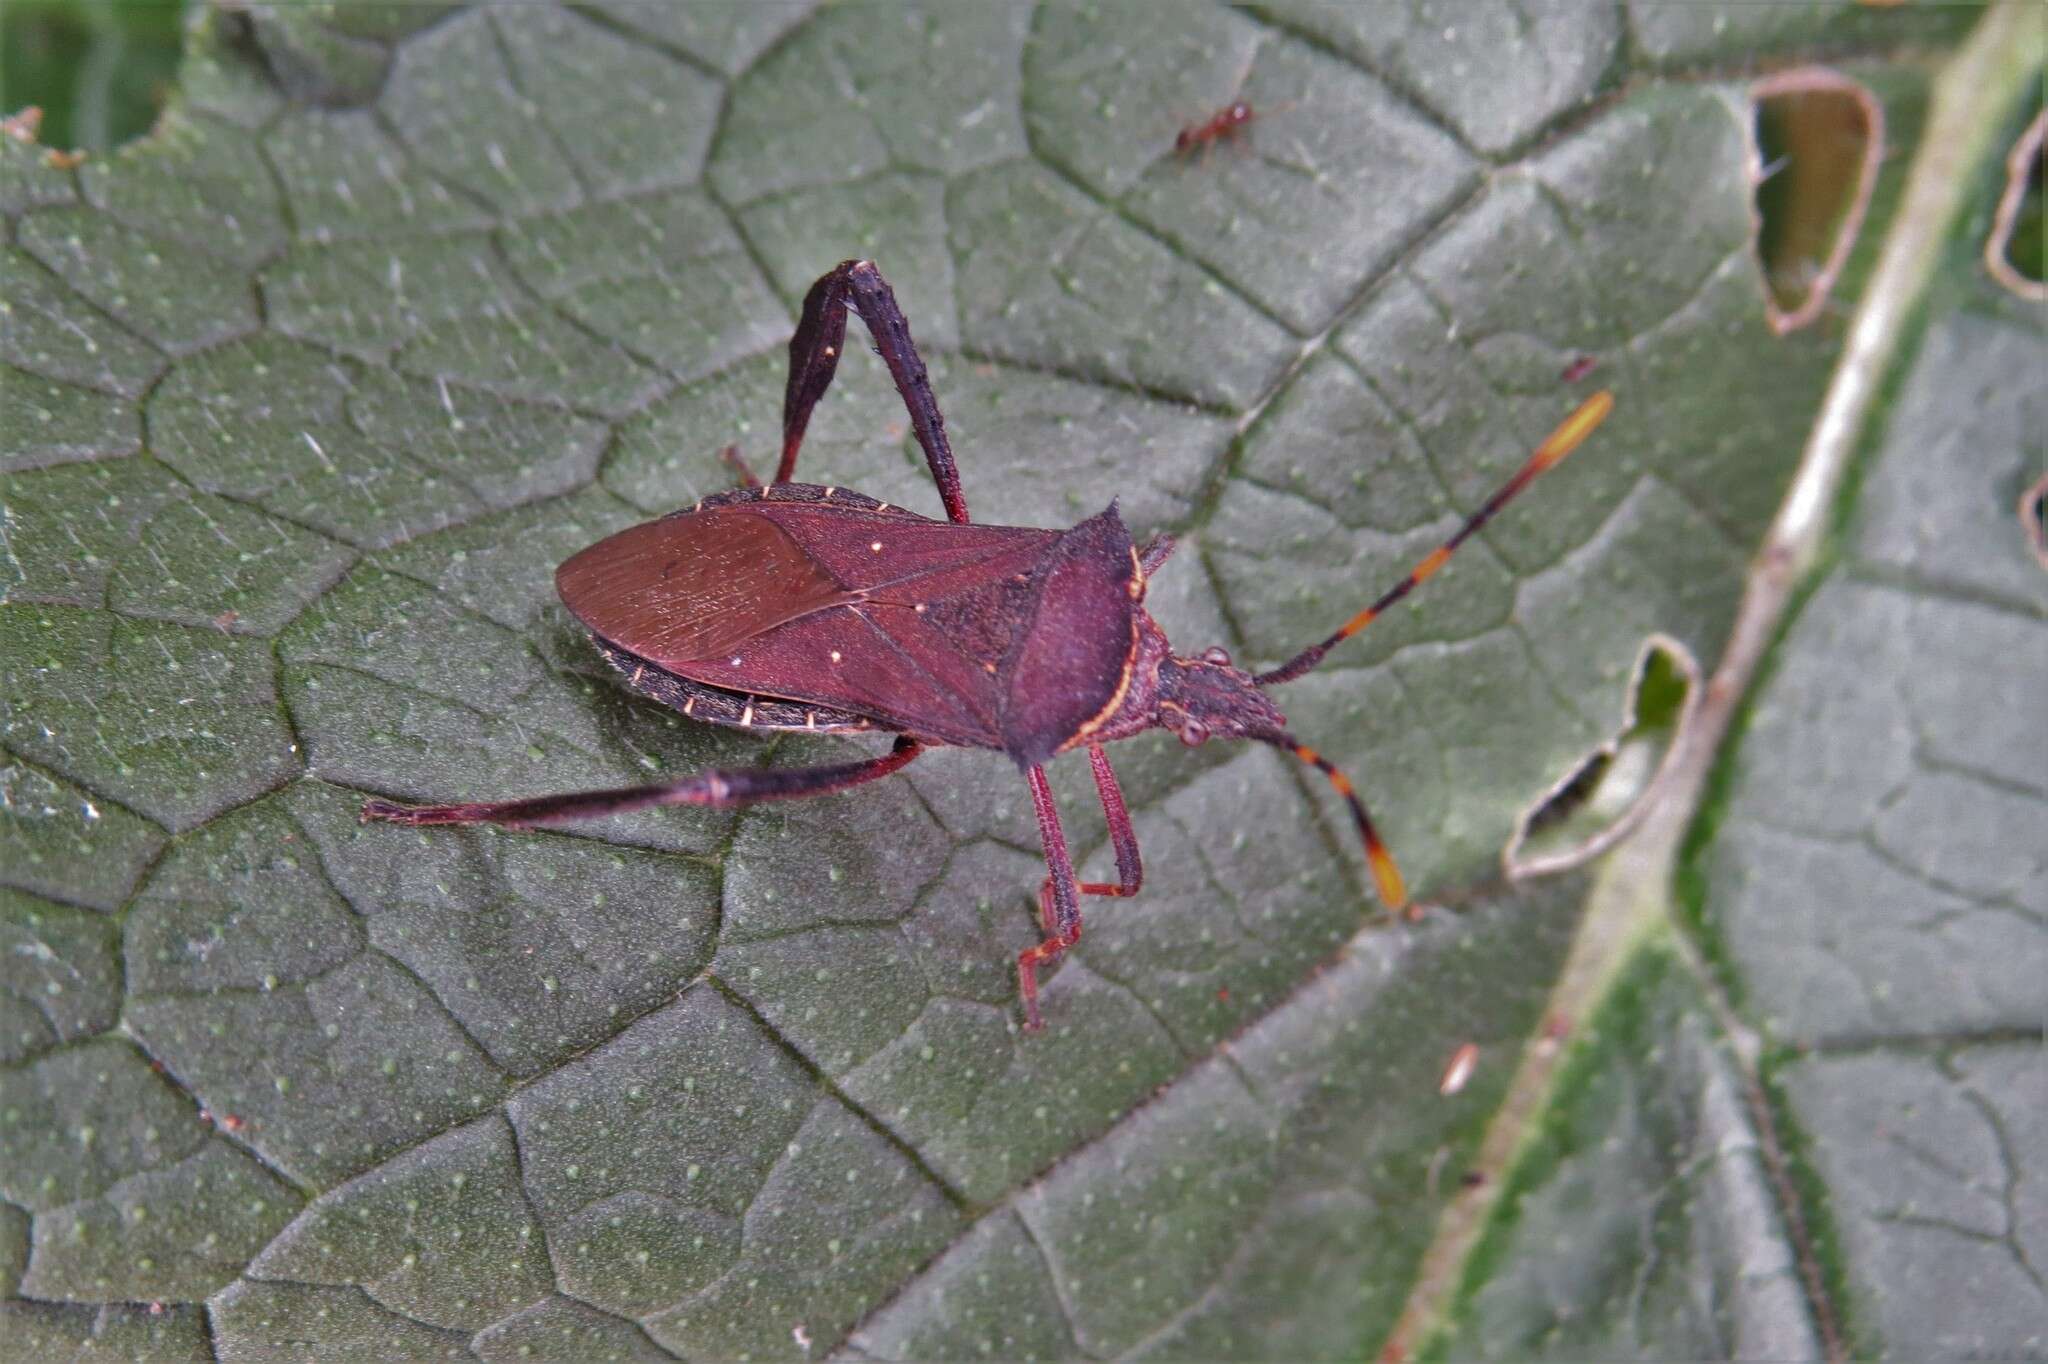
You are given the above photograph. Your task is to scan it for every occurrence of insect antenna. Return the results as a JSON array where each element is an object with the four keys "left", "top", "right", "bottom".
[
  {"left": 1256, "top": 390, "right": 1614, "bottom": 687},
  {"left": 1254, "top": 732, "right": 1407, "bottom": 913}
]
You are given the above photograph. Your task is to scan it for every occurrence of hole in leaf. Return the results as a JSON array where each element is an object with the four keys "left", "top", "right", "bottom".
[
  {"left": 1749, "top": 68, "right": 1885, "bottom": 335},
  {"left": 0, "top": 0, "right": 192, "bottom": 153},
  {"left": 1505, "top": 637, "right": 1698, "bottom": 879},
  {"left": 1986, "top": 109, "right": 2047, "bottom": 301}
]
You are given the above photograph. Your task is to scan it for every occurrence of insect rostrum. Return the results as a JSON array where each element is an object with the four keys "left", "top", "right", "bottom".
[{"left": 363, "top": 259, "right": 1615, "bottom": 1032}]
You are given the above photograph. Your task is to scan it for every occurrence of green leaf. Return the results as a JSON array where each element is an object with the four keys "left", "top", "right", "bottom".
[
  {"left": 1687, "top": 280, "right": 2047, "bottom": 1359},
  {"left": 1, "top": 3, "right": 2036, "bottom": 1359}
]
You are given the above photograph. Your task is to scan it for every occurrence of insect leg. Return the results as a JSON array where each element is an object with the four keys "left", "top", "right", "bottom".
[
  {"left": 1086, "top": 745, "right": 1144, "bottom": 894},
  {"left": 720, "top": 444, "right": 764, "bottom": 489},
  {"left": 1036, "top": 745, "right": 1143, "bottom": 928},
  {"left": 361, "top": 736, "right": 922, "bottom": 829},
  {"left": 782, "top": 259, "right": 971, "bottom": 524},
  {"left": 1017, "top": 763, "right": 1083, "bottom": 1032}
]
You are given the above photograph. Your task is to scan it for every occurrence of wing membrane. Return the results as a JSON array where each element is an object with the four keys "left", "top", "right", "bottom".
[{"left": 559, "top": 497, "right": 1108, "bottom": 751}]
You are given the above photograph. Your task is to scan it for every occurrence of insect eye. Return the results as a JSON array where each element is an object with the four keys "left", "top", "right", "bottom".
[
  {"left": 1200, "top": 646, "right": 1232, "bottom": 667},
  {"left": 1177, "top": 717, "right": 1211, "bottom": 747}
]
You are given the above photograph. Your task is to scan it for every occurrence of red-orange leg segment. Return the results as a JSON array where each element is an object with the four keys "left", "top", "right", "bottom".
[
  {"left": 1035, "top": 744, "right": 1144, "bottom": 934},
  {"left": 1258, "top": 390, "right": 1614, "bottom": 685}
]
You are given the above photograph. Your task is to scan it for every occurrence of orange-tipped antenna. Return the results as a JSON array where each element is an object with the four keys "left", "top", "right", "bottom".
[
  {"left": 1258, "top": 390, "right": 1615, "bottom": 686},
  {"left": 1260, "top": 733, "right": 1407, "bottom": 911}
]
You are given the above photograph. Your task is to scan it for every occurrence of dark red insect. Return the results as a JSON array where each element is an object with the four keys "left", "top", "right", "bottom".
[
  {"left": 1175, "top": 100, "right": 1255, "bottom": 154},
  {"left": 1562, "top": 354, "right": 1599, "bottom": 383},
  {"left": 363, "top": 260, "right": 1614, "bottom": 1032}
]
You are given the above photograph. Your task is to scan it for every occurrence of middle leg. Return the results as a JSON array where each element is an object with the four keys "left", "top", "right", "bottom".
[
  {"left": 720, "top": 443, "right": 763, "bottom": 490},
  {"left": 1017, "top": 747, "right": 1146, "bottom": 1032}
]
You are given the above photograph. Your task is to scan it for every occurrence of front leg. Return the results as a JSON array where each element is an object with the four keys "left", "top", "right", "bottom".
[
  {"left": 781, "top": 259, "right": 972, "bottom": 524},
  {"left": 1014, "top": 753, "right": 1145, "bottom": 1032},
  {"left": 1016, "top": 764, "right": 1078, "bottom": 1032}
]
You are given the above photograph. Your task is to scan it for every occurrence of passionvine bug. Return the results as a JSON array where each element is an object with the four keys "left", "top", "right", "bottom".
[{"left": 364, "top": 259, "right": 1614, "bottom": 1031}]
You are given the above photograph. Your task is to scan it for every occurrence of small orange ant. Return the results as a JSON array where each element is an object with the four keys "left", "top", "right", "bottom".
[{"left": 1175, "top": 101, "right": 1255, "bottom": 155}]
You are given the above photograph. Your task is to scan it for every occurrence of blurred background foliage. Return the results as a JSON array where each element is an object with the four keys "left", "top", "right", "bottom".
[{"left": 1, "top": 0, "right": 192, "bottom": 152}]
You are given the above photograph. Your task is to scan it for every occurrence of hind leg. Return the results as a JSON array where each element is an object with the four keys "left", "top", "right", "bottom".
[
  {"left": 364, "top": 737, "right": 923, "bottom": 828},
  {"left": 780, "top": 259, "right": 971, "bottom": 524}
]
